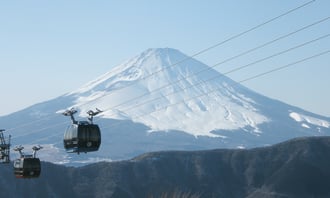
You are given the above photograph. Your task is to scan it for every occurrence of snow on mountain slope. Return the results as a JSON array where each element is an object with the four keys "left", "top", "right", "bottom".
[
  {"left": 290, "top": 112, "right": 330, "bottom": 129},
  {"left": 63, "top": 48, "right": 269, "bottom": 137}
]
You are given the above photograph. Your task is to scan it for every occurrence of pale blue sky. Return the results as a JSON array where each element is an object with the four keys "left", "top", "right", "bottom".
[{"left": 0, "top": 0, "right": 329, "bottom": 117}]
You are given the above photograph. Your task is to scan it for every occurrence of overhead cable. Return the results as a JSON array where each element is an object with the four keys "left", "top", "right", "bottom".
[
  {"left": 100, "top": 33, "right": 330, "bottom": 118},
  {"left": 101, "top": 49, "right": 330, "bottom": 130},
  {"left": 99, "top": 17, "right": 330, "bottom": 113},
  {"left": 75, "top": 0, "right": 316, "bottom": 108}
]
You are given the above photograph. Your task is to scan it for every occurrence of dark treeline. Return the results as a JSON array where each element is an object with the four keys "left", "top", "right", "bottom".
[{"left": 1, "top": 136, "right": 330, "bottom": 198}]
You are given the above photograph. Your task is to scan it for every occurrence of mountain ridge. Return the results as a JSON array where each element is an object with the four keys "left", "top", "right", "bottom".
[{"left": 1, "top": 136, "right": 330, "bottom": 197}]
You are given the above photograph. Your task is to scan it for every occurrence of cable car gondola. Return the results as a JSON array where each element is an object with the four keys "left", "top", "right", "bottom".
[
  {"left": 63, "top": 108, "right": 102, "bottom": 154},
  {"left": 13, "top": 145, "right": 42, "bottom": 179}
]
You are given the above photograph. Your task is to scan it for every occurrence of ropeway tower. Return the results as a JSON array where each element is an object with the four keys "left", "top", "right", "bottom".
[{"left": 0, "top": 129, "right": 11, "bottom": 163}]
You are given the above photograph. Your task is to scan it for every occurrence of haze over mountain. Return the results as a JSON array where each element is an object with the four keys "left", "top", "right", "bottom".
[{"left": 0, "top": 48, "right": 329, "bottom": 165}]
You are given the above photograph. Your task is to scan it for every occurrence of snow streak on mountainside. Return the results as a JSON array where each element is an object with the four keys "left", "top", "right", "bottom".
[
  {"left": 64, "top": 48, "right": 269, "bottom": 137},
  {"left": 290, "top": 112, "right": 330, "bottom": 129}
]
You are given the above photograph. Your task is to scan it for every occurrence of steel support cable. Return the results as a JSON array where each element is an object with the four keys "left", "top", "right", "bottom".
[
  {"left": 223, "top": 33, "right": 330, "bottom": 75},
  {"left": 23, "top": 34, "right": 330, "bottom": 139},
  {"left": 11, "top": 22, "right": 328, "bottom": 135},
  {"left": 120, "top": 0, "right": 317, "bottom": 83},
  {"left": 10, "top": 121, "right": 68, "bottom": 141},
  {"left": 2, "top": 1, "right": 317, "bottom": 134},
  {"left": 9, "top": 40, "right": 329, "bottom": 141},
  {"left": 238, "top": 50, "right": 330, "bottom": 83},
  {"left": 13, "top": 32, "right": 329, "bottom": 139},
  {"left": 72, "top": 0, "right": 316, "bottom": 108},
  {"left": 97, "top": 18, "right": 330, "bottom": 115},
  {"left": 6, "top": 114, "right": 59, "bottom": 132},
  {"left": 96, "top": 33, "right": 329, "bottom": 120},
  {"left": 100, "top": 49, "right": 330, "bottom": 130},
  {"left": 181, "top": 0, "right": 316, "bottom": 60}
]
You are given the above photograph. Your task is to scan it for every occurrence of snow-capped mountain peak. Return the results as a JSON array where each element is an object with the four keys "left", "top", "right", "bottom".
[{"left": 65, "top": 48, "right": 269, "bottom": 137}]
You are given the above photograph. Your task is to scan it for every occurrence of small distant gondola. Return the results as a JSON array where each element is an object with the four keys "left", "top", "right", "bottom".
[
  {"left": 13, "top": 145, "right": 42, "bottom": 179},
  {"left": 63, "top": 108, "right": 102, "bottom": 154}
]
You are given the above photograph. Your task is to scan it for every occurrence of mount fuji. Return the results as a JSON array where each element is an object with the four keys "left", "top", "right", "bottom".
[{"left": 1, "top": 48, "right": 329, "bottom": 165}]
